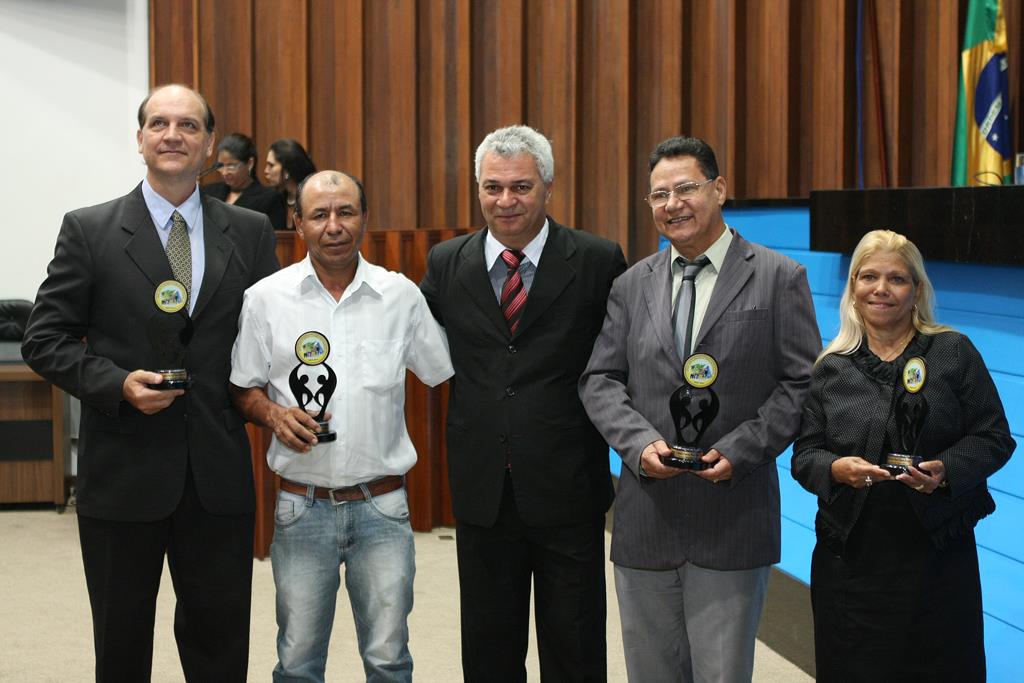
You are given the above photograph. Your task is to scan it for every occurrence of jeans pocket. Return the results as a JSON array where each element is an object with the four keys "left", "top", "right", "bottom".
[
  {"left": 368, "top": 488, "right": 410, "bottom": 522},
  {"left": 274, "top": 490, "right": 308, "bottom": 528}
]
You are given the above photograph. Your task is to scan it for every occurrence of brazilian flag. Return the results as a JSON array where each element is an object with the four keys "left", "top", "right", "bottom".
[{"left": 951, "top": 0, "right": 1013, "bottom": 186}]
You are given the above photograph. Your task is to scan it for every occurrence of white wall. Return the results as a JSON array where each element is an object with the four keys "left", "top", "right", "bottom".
[{"left": 0, "top": 0, "right": 149, "bottom": 301}]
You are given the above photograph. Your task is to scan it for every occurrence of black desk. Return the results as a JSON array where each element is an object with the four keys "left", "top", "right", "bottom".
[{"left": 810, "top": 186, "right": 1024, "bottom": 265}]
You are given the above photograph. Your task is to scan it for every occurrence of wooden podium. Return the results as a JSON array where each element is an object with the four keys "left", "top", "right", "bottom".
[
  {"left": 249, "top": 228, "right": 468, "bottom": 559},
  {"left": 0, "top": 363, "right": 67, "bottom": 505},
  {"left": 810, "top": 185, "right": 1024, "bottom": 265}
]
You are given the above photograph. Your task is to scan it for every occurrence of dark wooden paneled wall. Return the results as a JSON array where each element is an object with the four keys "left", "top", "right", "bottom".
[{"left": 152, "top": 0, "right": 1024, "bottom": 261}]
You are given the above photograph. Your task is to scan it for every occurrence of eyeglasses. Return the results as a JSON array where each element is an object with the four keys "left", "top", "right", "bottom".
[
  {"left": 219, "top": 161, "right": 245, "bottom": 172},
  {"left": 644, "top": 178, "right": 716, "bottom": 207}
]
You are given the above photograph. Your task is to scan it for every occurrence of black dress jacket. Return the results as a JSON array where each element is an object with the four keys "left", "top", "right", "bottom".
[
  {"left": 22, "top": 184, "right": 280, "bottom": 521},
  {"left": 204, "top": 180, "right": 287, "bottom": 230},
  {"left": 421, "top": 219, "right": 627, "bottom": 528}
]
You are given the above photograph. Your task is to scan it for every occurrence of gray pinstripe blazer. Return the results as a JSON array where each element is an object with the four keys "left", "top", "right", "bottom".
[{"left": 579, "top": 231, "right": 820, "bottom": 570}]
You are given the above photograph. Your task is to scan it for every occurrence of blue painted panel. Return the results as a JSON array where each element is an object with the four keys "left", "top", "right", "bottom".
[
  {"left": 928, "top": 261, "right": 1024, "bottom": 320},
  {"left": 778, "top": 516, "right": 814, "bottom": 584},
  {"left": 724, "top": 207, "right": 810, "bottom": 251},
  {"left": 609, "top": 448, "right": 622, "bottom": 478},
  {"left": 976, "top": 490, "right": 1024, "bottom": 564},
  {"left": 979, "top": 547, "right": 1024, "bottom": 639},
  {"left": 984, "top": 614, "right": 1023, "bottom": 683}
]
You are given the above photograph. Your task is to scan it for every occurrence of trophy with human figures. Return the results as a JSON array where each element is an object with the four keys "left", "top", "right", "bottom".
[
  {"left": 147, "top": 279, "right": 194, "bottom": 390},
  {"left": 883, "top": 356, "right": 929, "bottom": 475},
  {"left": 661, "top": 353, "right": 720, "bottom": 470},
  {"left": 288, "top": 331, "right": 338, "bottom": 443}
]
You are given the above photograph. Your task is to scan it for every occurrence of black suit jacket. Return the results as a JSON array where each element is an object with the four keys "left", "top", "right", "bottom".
[
  {"left": 22, "top": 184, "right": 279, "bottom": 521},
  {"left": 204, "top": 180, "right": 287, "bottom": 230},
  {"left": 421, "top": 219, "right": 627, "bottom": 528}
]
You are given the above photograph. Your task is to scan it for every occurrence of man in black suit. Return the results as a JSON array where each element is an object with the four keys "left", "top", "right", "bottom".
[
  {"left": 421, "top": 125, "right": 627, "bottom": 681},
  {"left": 22, "top": 84, "right": 278, "bottom": 681}
]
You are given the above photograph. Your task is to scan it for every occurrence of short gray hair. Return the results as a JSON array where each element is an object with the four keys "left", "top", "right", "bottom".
[{"left": 474, "top": 125, "right": 554, "bottom": 184}]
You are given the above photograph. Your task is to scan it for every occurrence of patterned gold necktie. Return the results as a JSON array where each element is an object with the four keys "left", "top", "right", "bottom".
[{"left": 167, "top": 210, "right": 192, "bottom": 302}]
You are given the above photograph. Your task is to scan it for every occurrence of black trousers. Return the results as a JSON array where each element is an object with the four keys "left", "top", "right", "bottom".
[
  {"left": 456, "top": 472, "right": 607, "bottom": 682},
  {"left": 77, "top": 465, "right": 254, "bottom": 683}
]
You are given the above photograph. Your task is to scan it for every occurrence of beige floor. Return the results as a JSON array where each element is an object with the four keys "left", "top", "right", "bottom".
[{"left": 0, "top": 507, "right": 812, "bottom": 682}]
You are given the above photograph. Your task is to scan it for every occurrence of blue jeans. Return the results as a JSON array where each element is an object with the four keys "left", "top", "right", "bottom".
[{"left": 270, "top": 483, "right": 415, "bottom": 683}]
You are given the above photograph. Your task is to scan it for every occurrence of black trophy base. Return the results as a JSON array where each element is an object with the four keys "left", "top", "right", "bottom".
[
  {"left": 315, "top": 420, "right": 337, "bottom": 443},
  {"left": 660, "top": 445, "right": 710, "bottom": 471},
  {"left": 149, "top": 369, "right": 192, "bottom": 391},
  {"left": 882, "top": 452, "right": 923, "bottom": 475}
]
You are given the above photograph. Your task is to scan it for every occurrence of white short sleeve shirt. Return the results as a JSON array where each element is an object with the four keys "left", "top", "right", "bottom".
[{"left": 230, "top": 254, "right": 453, "bottom": 487}]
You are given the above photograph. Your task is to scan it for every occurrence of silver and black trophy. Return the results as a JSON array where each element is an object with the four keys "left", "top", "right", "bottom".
[
  {"left": 288, "top": 331, "right": 337, "bottom": 443},
  {"left": 662, "top": 353, "right": 720, "bottom": 470},
  {"left": 147, "top": 279, "right": 193, "bottom": 390},
  {"left": 883, "top": 356, "right": 929, "bottom": 474}
]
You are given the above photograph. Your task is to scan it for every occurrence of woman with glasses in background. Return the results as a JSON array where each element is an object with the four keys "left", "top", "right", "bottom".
[{"left": 205, "top": 133, "right": 286, "bottom": 229}]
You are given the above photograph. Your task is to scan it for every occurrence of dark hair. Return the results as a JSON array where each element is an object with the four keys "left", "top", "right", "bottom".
[
  {"left": 269, "top": 139, "right": 317, "bottom": 185},
  {"left": 294, "top": 171, "right": 368, "bottom": 218},
  {"left": 648, "top": 136, "right": 719, "bottom": 180},
  {"left": 218, "top": 133, "right": 258, "bottom": 178},
  {"left": 137, "top": 84, "right": 215, "bottom": 131}
]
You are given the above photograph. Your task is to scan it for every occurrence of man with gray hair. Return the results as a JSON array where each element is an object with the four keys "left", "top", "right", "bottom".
[{"left": 421, "top": 125, "right": 627, "bottom": 680}]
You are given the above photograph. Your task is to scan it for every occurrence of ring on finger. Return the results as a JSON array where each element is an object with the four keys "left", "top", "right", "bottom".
[
  {"left": 914, "top": 484, "right": 925, "bottom": 491},
  {"left": 864, "top": 475, "right": 873, "bottom": 487}
]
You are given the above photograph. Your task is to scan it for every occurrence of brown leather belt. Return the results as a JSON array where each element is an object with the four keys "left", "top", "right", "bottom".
[{"left": 280, "top": 475, "right": 403, "bottom": 505}]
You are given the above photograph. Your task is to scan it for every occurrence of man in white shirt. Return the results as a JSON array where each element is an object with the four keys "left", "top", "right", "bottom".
[{"left": 230, "top": 170, "right": 453, "bottom": 682}]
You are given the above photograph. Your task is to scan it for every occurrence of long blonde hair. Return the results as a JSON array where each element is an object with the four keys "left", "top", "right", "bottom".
[{"left": 818, "top": 229, "right": 953, "bottom": 364}]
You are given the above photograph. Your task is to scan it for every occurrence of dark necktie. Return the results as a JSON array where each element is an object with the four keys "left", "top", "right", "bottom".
[
  {"left": 499, "top": 249, "right": 527, "bottom": 334},
  {"left": 167, "top": 210, "right": 193, "bottom": 303},
  {"left": 673, "top": 255, "right": 710, "bottom": 361}
]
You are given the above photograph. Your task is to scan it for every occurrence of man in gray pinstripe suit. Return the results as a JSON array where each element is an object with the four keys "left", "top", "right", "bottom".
[{"left": 580, "top": 136, "right": 820, "bottom": 682}]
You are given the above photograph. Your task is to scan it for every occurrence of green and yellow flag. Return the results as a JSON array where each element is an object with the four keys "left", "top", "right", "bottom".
[{"left": 951, "top": 0, "right": 1013, "bottom": 186}]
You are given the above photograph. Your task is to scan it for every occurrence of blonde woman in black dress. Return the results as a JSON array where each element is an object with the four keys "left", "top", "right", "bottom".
[{"left": 792, "top": 229, "right": 1014, "bottom": 681}]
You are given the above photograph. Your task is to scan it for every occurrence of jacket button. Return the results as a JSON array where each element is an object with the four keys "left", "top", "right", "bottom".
[
  {"left": 505, "top": 386, "right": 516, "bottom": 397},
  {"left": 507, "top": 344, "right": 517, "bottom": 354},
  {"left": 498, "top": 434, "right": 507, "bottom": 443}
]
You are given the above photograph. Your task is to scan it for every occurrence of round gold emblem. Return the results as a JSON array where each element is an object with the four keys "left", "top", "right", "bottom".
[
  {"left": 903, "top": 357, "right": 926, "bottom": 393},
  {"left": 683, "top": 353, "right": 718, "bottom": 389},
  {"left": 294, "top": 331, "right": 331, "bottom": 366},
  {"left": 154, "top": 280, "right": 187, "bottom": 313}
]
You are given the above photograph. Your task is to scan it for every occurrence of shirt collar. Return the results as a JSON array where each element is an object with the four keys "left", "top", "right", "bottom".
[
  {"left": 296, "top": 253, "right": 382, "bottom": 301},
  {"left": 141, "top": 178, "right": 202, "bottom": 232},
  {"left": 670, "top": 225, "right": 733, "bottom": 274},
  {"left": 484, "top": 218, "right": 550, "bottom": 271}
]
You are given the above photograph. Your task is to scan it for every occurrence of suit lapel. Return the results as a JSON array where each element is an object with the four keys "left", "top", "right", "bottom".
[
  {"left": 642, "top": 249, "right": 678, "bottom": 363},
  {"left": 455, "top": 229, "right": 509, "bottom": 336},
  {"left": 695, "top": 232, "right": 755, "bottom": 348},
  {"left": 513, "top": 220, "right": 574, "bottom": 339},
  {"left": 192, "top": 195, "right": 235, "bottom": 320},
  {"left": 122, "top": 185, "right": 174, "bottom": 290}
]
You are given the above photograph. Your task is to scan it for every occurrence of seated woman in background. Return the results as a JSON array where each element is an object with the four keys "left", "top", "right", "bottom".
[
  {"left": 204, "top": 133, "right": 286, "bottom": 229},
  {"left": 791, "top": 229, "right": 1014, "bottom": 682},
  {"left": 264, "top": 138, "right": 316, "bottom": 229}
]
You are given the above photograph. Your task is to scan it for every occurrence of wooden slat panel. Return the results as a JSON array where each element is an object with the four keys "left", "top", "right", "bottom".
[
  {"left": 417, "top": 0, "right": 472, "bottom": 229},
  {"left": 150, "top": 0, "right": 196, "bottom": 87},
  {"left": 197, "top": 0, "right": 253, "bottom": 139},
  {"left": 364, "top": 0, "right": 418, "bottom": 230},
  {"left": 740, "top": 0, "right": 795, "bottom": 197},
  {"left": 633, "top": 0, "right": 685, "bottom": 260},
  {"left": 688, "top": 0, "right": 737, "bottom": 192},
  {"left": 253, "top": 0, "right": 308, "bottom": 156},
  {"left": 525, "top": 0, "right": 578, "bottom": 225},
  {"left": 908, "top": 0, "right": 960, "bottom": 187},
  {"left": 800, "top": 0, "right": 853, "bottom": 193},
  {"left": 0, "top": 461, "right": 57, "bottom": 503},
  {"left": 470, "top": 0, "right": 525, "bottom": 228},
  {"left": 309, "top": 0, "right": 364, "bottom": 178},
  {"left": 578, "top": 0, "right": 631, "bottom": 249}
]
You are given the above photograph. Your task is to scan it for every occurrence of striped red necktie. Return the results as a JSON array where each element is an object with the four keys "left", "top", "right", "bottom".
[{"left": 499, "top": 249, "right": 527, "bottom": 334}]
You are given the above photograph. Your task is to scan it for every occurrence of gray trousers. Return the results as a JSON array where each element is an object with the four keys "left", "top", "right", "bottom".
[{"left": 614, "top": 562, "right": 770, "bottom": 683}]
